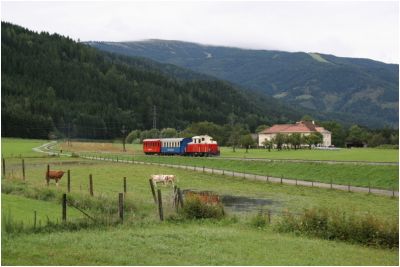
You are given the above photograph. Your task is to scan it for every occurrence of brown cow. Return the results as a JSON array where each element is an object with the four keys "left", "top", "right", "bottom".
[
  {"left": 186, "top": 191, "right": 220, "bottom": 205},
  {"left": 45, "top": 170, "right": 65, "bottom": 186}
]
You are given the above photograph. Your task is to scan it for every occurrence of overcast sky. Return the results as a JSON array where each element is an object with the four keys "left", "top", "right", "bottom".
[{"left": 1, "top": 1, "right": 399, "bottom": 63}]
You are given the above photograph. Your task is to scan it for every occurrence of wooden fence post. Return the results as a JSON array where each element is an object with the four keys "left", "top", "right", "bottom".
[
  {"left": 177, "top": 188, "right": 184, "bottom": 208},
  {"left": 123, "top": 177, "right": 127, "bottom": 194},
  {"left": 280, "top": 176, "right": 283, "bottom": 184},
  {"left": 232, "top": 171, "right": 234, "bottom": 177},
  {"left": 311, "top": 181, "right": 314, "bottom": 187},
  {"left": 2, "top": 157, "right": 5, "bottom": 178},
  {"left": 330, "top": 179, "right": 333, "bottom": 190},
  {"left": 222, "top": 170, "right": 224, "bottom": 175},
  {"left": 22, "top": 159, "right": 25, "bottom": 180},
  {"left": 119, "top": 193, "right": 124, "bottom": 222},
  {"left": 295, "top": 178, "right": 297, "bottom": 186},
  {"left": 267, "top": 210, "right": 271, "bottom": 224},
  {"left": 34, "top": 210, "right": 37, "bottom": 229},
  {"left": 149, "top": 179, "right": 157, "bottom": 203},
  {"left": 62, "top": 193, "right": 67, "bottom": 222},
  {"left": 348, "top": 183, "right": 350, "bottom": 192},
  {"left": 89, "top": 174, "right": 93, "bottom": 196},
  {"left": 157, "top": 189, "right": 163, "bottom": 221},
  {"left": 368, "top": 181, "right": 371, "bottom": 194},
  {"left": 46, "top": 164, "right": 50, "bottom": 186},
  {"left": 67, "top": 170, "right": 71, "bottom": 193},
  {"left": 203, "top": 166, "right": 205, "bottom": 173},
  {"left": 392, "top": 187, "right": 395, "bottom": 198}
]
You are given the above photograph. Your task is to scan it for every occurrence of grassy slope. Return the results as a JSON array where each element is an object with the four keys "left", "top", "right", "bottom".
[
  {"left": 2, "top": 222, "right": 398, "bottom": 265},
  {"left": 2, "top": 194, "right": 83, "bottom": 226}
]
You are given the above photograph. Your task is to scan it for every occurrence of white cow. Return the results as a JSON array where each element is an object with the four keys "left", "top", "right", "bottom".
[{"left": 151, "top": 174, "right": 176, "bottom": 187}]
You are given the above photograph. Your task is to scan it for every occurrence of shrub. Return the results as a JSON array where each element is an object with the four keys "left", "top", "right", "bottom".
[
  {"left": 180, "top": 198, "right": 225, "bottom": 220},
  {"left": 276, "top": 208, "right": 398, "bottom": 248},
  {"left": 250, "top": 211, "right": 269, "bottom": 228}
]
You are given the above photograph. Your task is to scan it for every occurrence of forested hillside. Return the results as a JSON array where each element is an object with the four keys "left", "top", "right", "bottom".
[
  {"left": 88, "top": 40, "right": 399, "bottom": 128},
  {"left": 1, "top": 22, "right": 302, "bottom": 139}
]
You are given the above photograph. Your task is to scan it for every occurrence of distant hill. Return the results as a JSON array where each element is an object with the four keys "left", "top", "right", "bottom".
[
  {"left": 2, "top": 22, "right": 305, "bottom": 139},
  {"left": 87, "top": 39, "right": 399, "bottom": 128}
]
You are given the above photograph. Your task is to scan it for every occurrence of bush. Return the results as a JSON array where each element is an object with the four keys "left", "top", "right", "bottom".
[
  {"left": 276, "top": 208, "right": 398, "bottom": 248},
  {"left": 180, "top": 198, "right": 225, "bottom": 220},
  {"left": 250, "top": 211, "right": 269, "bottom": 228}
]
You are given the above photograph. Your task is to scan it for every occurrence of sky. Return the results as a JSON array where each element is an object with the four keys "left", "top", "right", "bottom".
[{"left": 1, "top": 0, "right": 399, "bottom": 63}]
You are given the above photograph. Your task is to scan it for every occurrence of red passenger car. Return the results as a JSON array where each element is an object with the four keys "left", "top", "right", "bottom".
[{"left": 143, "top": 139, "right": 161, "bottom": 155}]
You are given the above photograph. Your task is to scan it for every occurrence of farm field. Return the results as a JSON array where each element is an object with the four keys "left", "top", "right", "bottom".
[{"left": 1, "top": 138, "right": 399, "bottom": 265}]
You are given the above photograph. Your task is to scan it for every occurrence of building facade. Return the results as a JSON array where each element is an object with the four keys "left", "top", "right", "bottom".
[{"left": 258, "top": 121, "right": 332, "bottom": 147}]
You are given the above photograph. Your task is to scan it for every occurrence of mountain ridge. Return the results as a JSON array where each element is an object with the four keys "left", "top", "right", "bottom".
[{"left": 87, "top": 39, "right": 399, "bottom": 128}]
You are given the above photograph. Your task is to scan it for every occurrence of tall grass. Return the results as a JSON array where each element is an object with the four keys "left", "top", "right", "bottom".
[
  {"left": 180, "top": 198, "right": 225, "bottom": 220},
  {"left": 2, "top": 179, "right": 137, "bottom": 215},
  {"left": 276, "top": 208, "right": 398, "bottom": 248}
]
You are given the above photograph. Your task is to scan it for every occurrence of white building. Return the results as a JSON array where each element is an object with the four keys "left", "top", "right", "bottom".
[{"left": 258, "top": 121, "right": 332, "bottom": 147}]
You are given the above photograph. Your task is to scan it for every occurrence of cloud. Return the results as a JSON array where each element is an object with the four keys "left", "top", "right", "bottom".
[{"left": 1, "top": 1, "right": 398, "bottom": 63}]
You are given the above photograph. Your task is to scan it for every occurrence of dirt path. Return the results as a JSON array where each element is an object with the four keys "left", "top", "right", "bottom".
[{"left": 34, "top": 142, "right": 399, "bottom": 198}]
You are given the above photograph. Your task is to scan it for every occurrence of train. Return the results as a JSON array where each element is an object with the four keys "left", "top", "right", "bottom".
[{"left": 143, "top": 135, "right": 220, "bottom": 156}]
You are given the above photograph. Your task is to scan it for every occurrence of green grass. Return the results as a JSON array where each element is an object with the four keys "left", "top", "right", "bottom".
[
  {"left": 219, "top": 147, "right": 399, "bottom": 162},
  {"left": 106, "top": 143, "right": 400, "bottom": 163},
  {"left": 2, "top": 194, "right": 83, "bottom": 226},
  {"left": 4, "top": 157, "right": 397, "bottom": 220},
  {"left": 1, "top": 138, "right": 47, "bottom": 158},
  {"left": 2, "top": 221, "right": 398, "bottom": 265},
  {"left": 113, "top": 154, "right": 398, "bottom": 189},
  {"left": 1, "top": 139, "right": 398, "bottom": 265}
]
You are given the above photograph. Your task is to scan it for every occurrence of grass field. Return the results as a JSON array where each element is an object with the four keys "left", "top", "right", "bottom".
[
  {"left": 2, "top": 194, "right": 83, "bottom": 225},
  {"left": 1, "top": 138, "right": 48, "bottom": 158},
  {"left": 1, "top": 138, "right": 399, "bottom": 265},
  {"left": 2, "top": 222, "right": 398, "bottom": 265},
  {"left": 56, "top": 141, "right": 399, "bottom": 189},
  {"left": 219, "top": 147, "right": 399, "bottom": 162},
  {"left": 59, "top": 142, "right": 400, "bottom": 163}
]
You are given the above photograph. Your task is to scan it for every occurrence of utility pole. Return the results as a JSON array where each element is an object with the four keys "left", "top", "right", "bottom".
[
  {"left": 152, "top": 105, "right": 157, "bottom": 129},
  {"left": 67, "top": 122, "right": 71, "bottom": 146},
  {"left": 121, "top": 125, "right": 127, "bottom": 152}
]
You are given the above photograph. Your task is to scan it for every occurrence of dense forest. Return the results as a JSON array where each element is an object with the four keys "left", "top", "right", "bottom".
[{"left": 2, "top": 22, "right": 303, "bottom": 139}]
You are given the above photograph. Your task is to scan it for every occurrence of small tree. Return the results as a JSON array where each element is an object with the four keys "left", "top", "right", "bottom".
[
  {"left": 291, "top": 133, "right": 302, "bottom": 150},
  {"left": 240, "top": 134, "right": 255, "bottom": 153},
  {"left": 273, "top": 133, "right": 285, "bottom": 151},
  {"left": 160, "top": 128, "right": 177, "bottom": 138},
  {"left": 262, "top": 139, "right": 274, "bottom": 152}
]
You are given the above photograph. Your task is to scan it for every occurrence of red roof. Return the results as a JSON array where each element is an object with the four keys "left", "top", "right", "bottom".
[{"left": 261, "top": 121, "right": 325, "bottom": 134}]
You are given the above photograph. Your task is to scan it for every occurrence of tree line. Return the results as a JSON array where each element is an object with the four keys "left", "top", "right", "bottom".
[{"left": 124, "top": 119, "right": 398, "bottom": 150}]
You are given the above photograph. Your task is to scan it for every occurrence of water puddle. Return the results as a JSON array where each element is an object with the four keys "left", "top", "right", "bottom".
[
  {"left": 183, "top": 189, "right": 279, "bottom": 212},
  {"left": 221, "top": 195, "right": 278, "bottom": 212}
]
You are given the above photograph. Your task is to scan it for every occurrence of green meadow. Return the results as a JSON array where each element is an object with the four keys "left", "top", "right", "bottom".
[{"left": 1, "top": 138, "right": 398, "bottom": 265}]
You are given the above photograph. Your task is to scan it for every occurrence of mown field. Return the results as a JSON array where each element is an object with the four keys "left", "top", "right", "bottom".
[{"left": 2, "top": 138, "right": 399, "bottom": 265}]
